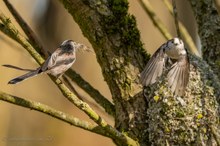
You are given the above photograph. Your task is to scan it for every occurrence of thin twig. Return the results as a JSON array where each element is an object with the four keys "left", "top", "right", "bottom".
[
  {"left": 139, "top": 0, "right": 200, "bottom": 57},
  {"left": 62, "top": 75, "right": 111, "bottom": 117},
  {"left": 2, "top": 64, "right": 35, "bottom": 72},
  {"left": 66, "top": 69, "right": 115, "bottom": 117},
  {"left": 162, "top": 0, "right": 201, "bottom": 57},
  {"left": 3, "top": 0, "right": 46, "bottom": 58},
  {"left": 0, "top": 13, "right": 44, "bottom": 65},
  {"left": 2, "top": 1, "right": 115, "bottom": 116},
  {"left": 0, "top": 12, "right": 137, "bottom": 145},
  {"left": 0, "top": 11, "right": 101, "bottom": 127},
  {"left": 62, "top": 75, "right": 84, "bottom": 101},
  {"left": 138, "top": 0, "right": 172, "bottom": 40},
  {"left": 172, "top": 0, "right": 181, "bottom": 38},
  {"left": 0, "top": 91, "right": 109, "bottom": 137}
]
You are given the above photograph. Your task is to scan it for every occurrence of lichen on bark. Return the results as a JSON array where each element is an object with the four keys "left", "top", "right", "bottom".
[
  {"left": 145, "top": 55, "right": 220, "bottom": 145},
  {"left": 188, "top": 0, "right": 220, "bottom": 78},
  {"left": 58, "top": 0, "right": 220, "bottom": 145}
]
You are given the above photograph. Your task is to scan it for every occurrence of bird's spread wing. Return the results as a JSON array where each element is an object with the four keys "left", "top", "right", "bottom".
[
  {"left": 167, "top": 54, "right": 189, "bottom": 96},
  {"left": 140, "top": 46, "right": 166, "bottom": 86}
]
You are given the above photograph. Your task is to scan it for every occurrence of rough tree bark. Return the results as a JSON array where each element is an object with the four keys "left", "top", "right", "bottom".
[
  {"left": 1, "top": 0, "right": 220, "bottom": 145},
  {"left": 57, "top": 0, "right": 220, "bottom": 145},
  {"left": 188, "top": 0, "right": 220, "bottom": 79},
  {"left": 59, "top": 0, "right": 151, "bottom": 145}
]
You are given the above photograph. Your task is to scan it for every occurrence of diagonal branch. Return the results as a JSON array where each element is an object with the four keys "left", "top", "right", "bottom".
[
  {"left": 188, "top": 0, "right": 220, "bottom": 78},
  {"left": 0, "top": 10, "right": 89, "bottom": 122},
  {"left": 65, "top": 69, "right": 115, "bottom": 116},
  {"left": 1, "top": 0, "right": 115, "bottom": 117},
  {"left": 138, "top": 0, "right": 172, "bottom": 40},
  {"left": 0, "top": 91, "right": 109, "bottom": 137},
  {"left": 0, "top": 12, "right": 137, "bottom": 145},
  {"left": 3, "top": 0, "right": 46, "bottom": 57},
  {"left": 57, "top": 1, "right": 149, "bottom": 145},
  {"left": 54, "top": 79, "right": 138, "bottom": 145},
  {"left": 162, "top": 0, "right": 200, "bottom": 57},
  {"left": 138, "top": 0, "right": 200, "bottom": 56},
  {"left": 62, "top": 75, "right": 111, "bottom": 116},
  {"left": 0, "top": 12, "right": 44, "bottom": 65}
]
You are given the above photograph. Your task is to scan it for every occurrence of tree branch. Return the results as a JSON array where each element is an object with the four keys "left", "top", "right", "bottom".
[
  {"left": 3, "top": 0, "right": 46, "bottom": 57},
  {"left": 188, "top": 0, "right": 220, "bottom": 77},
  {"left": 0, "top": 91, "right": 109, "bottom": 137},
  {"left": 139, "top": 0, "right": 200, "bottom": 56},
  {"left": 58, "top": 0, "right": 150, "bottom": 144},
  {"left": 0, "top": 11, "right": 137, "bottom": 146},
  {"left": 1, "top": 0, "right": 115, "bottom": 117},
  {"left": 2, "top": 0, "right": 220, "bottom": 145},
  {"left": 62, "top": 75, "right": 111, "bottom": 116},
  {"left": 54, "top": 78, "right": 138, "bottom": 145},
  {"left": 65, "top": 69, "right": 115, "bottom": 116},
  {"left": 145, "top": 54, "right": 220, "bottom": 145},
  {"left": 0, "top": 12, "right": 44, "bottom": 65},
  {"left": 58, "top": 0, "right": 220, "bottom": 145},
  {"left": 138, "top": 0, "right": 172, "bottom": 40},
  {"left": 162, "top": 0, "right": 200, "bottom": 57}
]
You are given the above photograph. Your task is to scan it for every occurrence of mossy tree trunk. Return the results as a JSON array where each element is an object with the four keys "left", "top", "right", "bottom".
[
  {"left": 188, "top": 0, "right": 220, "bottom": 79},
  {"left": 59, "top": 0, "right": 220, "bottom": 145}
]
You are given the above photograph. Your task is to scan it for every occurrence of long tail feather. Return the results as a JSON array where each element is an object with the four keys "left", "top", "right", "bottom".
[{"left": 8, "top": 69, "right": 42, "bottom": 84}]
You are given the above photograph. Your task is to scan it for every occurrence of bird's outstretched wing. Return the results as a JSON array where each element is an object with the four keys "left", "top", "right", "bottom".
[
  {"left": 167, "top": 54, "right": 189, "bottom": 96},
  {"left": 140, "top": 46, "right": 166, "bottom": 86}
]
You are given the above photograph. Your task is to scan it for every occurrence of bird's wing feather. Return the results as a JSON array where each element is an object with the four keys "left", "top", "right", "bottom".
[
  {"left": 167, "top": 54, "right": 189, "bottom": 96},
  {"left": 140, "top": 46, "right": 166, "bottom": 86}
]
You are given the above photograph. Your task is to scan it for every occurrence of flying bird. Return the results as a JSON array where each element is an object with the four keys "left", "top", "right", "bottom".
[{"left": 140, "top": 38, "right": 190, "bottom": 96}]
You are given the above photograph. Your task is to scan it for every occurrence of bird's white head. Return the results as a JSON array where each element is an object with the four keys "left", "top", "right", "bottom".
[
  {"left": 165, "top": 37, "right": 186, "bottom": 59},
  {"left": 169, "top": 37, "right": 184, "bottom": 49}
]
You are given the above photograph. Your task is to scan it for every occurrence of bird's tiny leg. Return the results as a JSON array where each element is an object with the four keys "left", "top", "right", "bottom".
[
  {"left": 55, "top": 73, "right": 65, "bottom": 83},
  {"left": 58, "top": 73, "right": 64, "bottom": 79}
]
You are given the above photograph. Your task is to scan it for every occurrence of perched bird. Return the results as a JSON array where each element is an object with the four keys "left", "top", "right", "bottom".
[
  {"left": 140, "top": 38, "right": 190, "bottom": 96},
  {"left": 5, "top": 40, "right": 84, "bottom": 84}
]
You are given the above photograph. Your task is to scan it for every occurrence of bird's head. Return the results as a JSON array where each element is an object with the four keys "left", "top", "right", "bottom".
[
  {"left": 168, "top": 37, "right": 184, "bottom": 50},
  {"left": 60, "top": 40, "right": 84, "bottom": 52}
]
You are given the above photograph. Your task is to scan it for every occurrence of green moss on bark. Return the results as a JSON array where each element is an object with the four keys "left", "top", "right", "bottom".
[
  {"left": 188, "top": 0, "right": 220, "bottom": 78},
  {"left": 145, "top": 55, "right": 220, "bottom": 145}
]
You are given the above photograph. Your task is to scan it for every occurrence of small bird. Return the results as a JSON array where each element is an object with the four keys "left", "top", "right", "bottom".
[
  {"left": 140, "top": 38, "right": 190, "bottom": 96},
  {"left": 5, "top": 40, "right": 84, "bottom": 84}
]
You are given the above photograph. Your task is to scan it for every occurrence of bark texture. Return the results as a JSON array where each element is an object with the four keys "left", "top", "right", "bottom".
[
  {"left": 188, "top": 0, "right": 220, "bottom": 78},
  {"left": 145, "top": 55, "right": 220, "bottom": 145},
  {"left": 59, "top": 0, "right": 220, "bottom": 145},
  {"left": 59, "top": 0, "right": 150, "bottom": 145}
]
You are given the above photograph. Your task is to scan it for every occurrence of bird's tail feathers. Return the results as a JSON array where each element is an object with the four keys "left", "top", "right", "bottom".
[{"left": 8, "top": 69, "right": 42, "bottom": 84}]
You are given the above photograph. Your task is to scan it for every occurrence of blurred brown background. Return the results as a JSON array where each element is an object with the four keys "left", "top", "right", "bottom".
[{"left": 0, "top": 0, "right": 204, "bottom": 145}]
